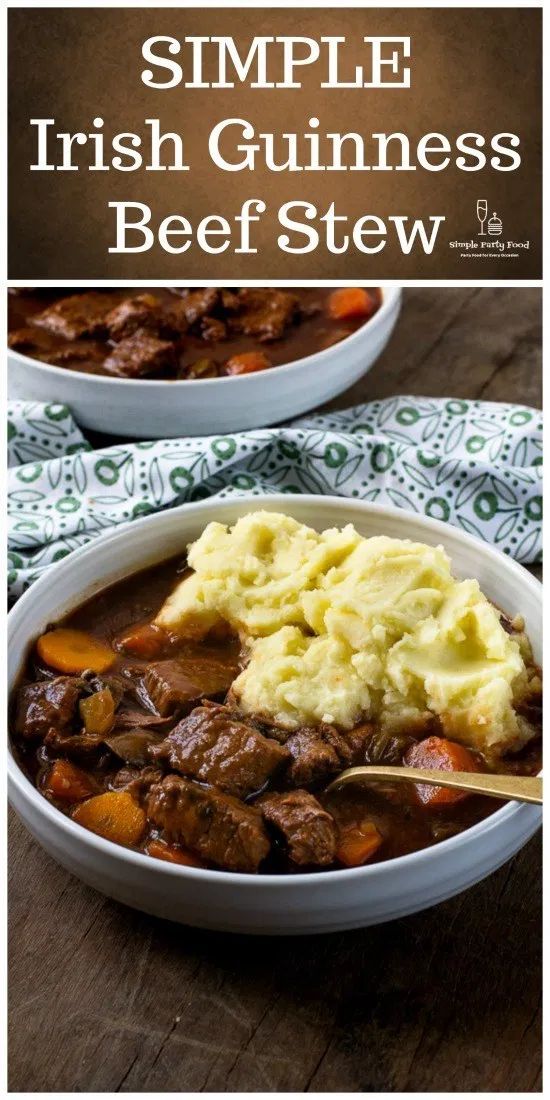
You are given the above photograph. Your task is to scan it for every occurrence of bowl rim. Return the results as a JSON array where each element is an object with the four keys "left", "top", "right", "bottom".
[
  {"left": 8, "top": 492, "right": 541, "bottom": 889},
  {"left": 7, "top": 287, "right": 401, "bottom": 389}
]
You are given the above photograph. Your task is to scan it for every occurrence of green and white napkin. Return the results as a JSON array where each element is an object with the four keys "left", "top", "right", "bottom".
[{"left": 8, "top": 396, "right": 542, "bottom": 600}]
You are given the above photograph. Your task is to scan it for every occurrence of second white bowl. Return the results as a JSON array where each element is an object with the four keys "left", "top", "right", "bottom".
[{"left": 8, "top": 288, "right": 401, "bottom": 438}]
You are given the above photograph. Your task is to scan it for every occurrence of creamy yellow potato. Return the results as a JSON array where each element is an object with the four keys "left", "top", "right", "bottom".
[
  {"left": 302, "top": 535, "right": 452, "bottom": 652},
  {"left": 383, "top": 580, "right": 528, "bottom": 755},
  {"left": 156, "top": 511, "right": 531, "bottom": 755},
  {"left": 233, "top": 627, "right": 380, "bottom": 730},
  {"left": 156, "top": 511, "right": 361, "bottom": 638}
]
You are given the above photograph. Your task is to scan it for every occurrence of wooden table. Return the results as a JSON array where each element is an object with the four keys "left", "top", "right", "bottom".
[{"left": 9, "top": 288, "right": 542, "bottom": 1092}]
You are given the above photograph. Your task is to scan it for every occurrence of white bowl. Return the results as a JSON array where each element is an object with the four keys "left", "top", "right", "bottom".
[
  {"left": 7, "top": 289, "right": 401, "bottom": 438},
  {"left": 8, "top": 495, "right": 541, "bottom": 935}
]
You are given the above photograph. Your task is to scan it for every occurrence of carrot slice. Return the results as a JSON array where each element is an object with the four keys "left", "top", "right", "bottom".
[
  {"left": 328, "top": 288, "right": 376, "bottom": 322},
  {"left": 115, "top": 622, "right": 168, "bottom": 659},
  {"left": 72, "top": 791, "right": 146, "bottom": 846},
  {"left": 44, "top": 759, "right": 97, "bottom": 803},
  {"left": 404, "top": 736, "right": 479, "bottom": 806},
  {"left": 336, "top": 822, "right": 383, "bottom": 867},
  {"left": 146, "top": 838, "right": 204, "bottom": 868},
  {"left": 36, "top": 628, "right": 115, "bottom": 675},
  {"left": 225, "top": 351, "right": 271, "bottom": 376}
]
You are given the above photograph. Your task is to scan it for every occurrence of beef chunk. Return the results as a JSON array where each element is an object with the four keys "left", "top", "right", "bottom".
[
  {"left": 145, "top": 657, "right": 236, "bottom": 717},
  {"left": 346, "top": 722, "right": 376, "bottom": 763},
  {"left": 259, "top": 790, "right": 336, "bottom": 866},
  {"left": 151, "top": 704, "right": 290, "bottom": 798},
  {"left": 112, "top": 764, "right": 163, "bottom": 803},
  {"left": 162, "top": 299, "right": 190, "bottom": 336},
  {"left": 103, "top": 329, "right": 176, "bottom": 378},
  {"left": 147, "top": 775, "right": 270, "bottom": 872},
  {"left": 220, "top": 289, "right": 241, "bottom": 312},
  {"left": 32, "top": 293, "right": 113, "bottom": 340},
  {"left": 229, "top": 712, "right": 290, "bottom": 745},
  {"left": 105, "top": 294, "right": 162, "bottom": 341},
  {"left": 285, "top": 724, "right": 353, "bottom": 788},
  {"left": 113, "top": 708, "right": 172, "bottom": 731},
  {"left": 105, "top": 729, "right": 165, "bottom": 765},
  {"left": 44, "top": 728, "right": 104, "bottom": 759},
  {"left": 168, "top": 288, "right": 220, "bottom": 327},
  {"left": 200, "top": 316, "right": 227, "bottom": 342},
  {"left": 230, "top": 289, "right": 298, "bottom": 342},
  {"left": 14, "top": 677, "right": 82, "bottom": 739}
]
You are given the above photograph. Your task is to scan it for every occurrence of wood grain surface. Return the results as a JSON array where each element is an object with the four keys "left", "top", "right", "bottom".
[{"left": 8, "top": 288, "right": 542, "bottom": 1092}]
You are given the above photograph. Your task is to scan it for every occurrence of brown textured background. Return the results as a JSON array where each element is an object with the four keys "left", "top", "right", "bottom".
[{"left": 8, "top": 7, "right": 541, "bottom": 279}]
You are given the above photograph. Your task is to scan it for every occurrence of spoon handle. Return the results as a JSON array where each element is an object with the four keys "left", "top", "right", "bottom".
[{"left": 327, "top": 766, "right": 542, "bottom": 805}]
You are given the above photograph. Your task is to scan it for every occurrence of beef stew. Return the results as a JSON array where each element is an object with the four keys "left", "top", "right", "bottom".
[
  {"left": 10, "top": 555, "right": 542, "bottom": 875},
  {"left": 8, "top": 287, "right": 382, "bottom": 380}
]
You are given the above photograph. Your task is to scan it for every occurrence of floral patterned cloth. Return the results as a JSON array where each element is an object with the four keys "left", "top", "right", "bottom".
[{"left": 8, "top": 396, "right": 542, "bottom": 600}]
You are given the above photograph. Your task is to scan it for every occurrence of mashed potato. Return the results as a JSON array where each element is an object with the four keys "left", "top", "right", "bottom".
[
  {"left": 157, "top": 512, "right": 361, "bottom": 637},
  {"left": 232, "top": 627, "right": 381, "bottom": 730},
  {"left": 302, "top": 535, "right": 452, "bottom": 652},
  {"left": 156, "top": 511, "right": 531, "bottom": 756},
  {"left": 383, "top": 580, "right": 528, "bottom": 755}
]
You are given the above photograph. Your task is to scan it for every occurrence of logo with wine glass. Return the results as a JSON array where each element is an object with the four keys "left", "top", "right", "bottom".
[
  {"left": 476, "top": 199, "right": 503, "bottom": 237},
  {"left": 449, "top": 200, "right": 528, "bottom": 262}
]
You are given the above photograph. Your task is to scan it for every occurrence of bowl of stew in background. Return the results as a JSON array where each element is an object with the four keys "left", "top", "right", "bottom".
[
  {"left": 7, "top": 287, "right": 401, "bottom": 438},
  {"left": 8, "top": 495, "right": 541, "bottom": 935}
]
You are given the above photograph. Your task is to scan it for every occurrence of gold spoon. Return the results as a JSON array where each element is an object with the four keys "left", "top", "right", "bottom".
[{"left": 326, "top": 766, "right": 542, "bottom": 805}]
